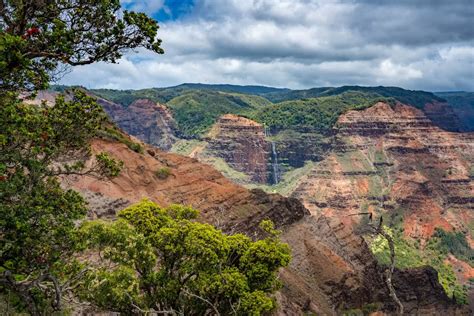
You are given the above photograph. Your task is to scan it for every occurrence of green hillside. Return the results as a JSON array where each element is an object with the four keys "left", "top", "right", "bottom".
[
  {"left": 251, "top": 91, "right": 386, "bottom": 133},
  {"left": 166, "top": 90, "right": 272, "bottom": 136},
  {"left": 260, "top": 85, "right": 445, "bottom": 109},
  {"left": 88, "top": 84, "right": 456, "bottom": 137}
]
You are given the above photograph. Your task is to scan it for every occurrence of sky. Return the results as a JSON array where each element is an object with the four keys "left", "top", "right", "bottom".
[{"left": 59, "top": 0, "right": 474, "bottom": 91}]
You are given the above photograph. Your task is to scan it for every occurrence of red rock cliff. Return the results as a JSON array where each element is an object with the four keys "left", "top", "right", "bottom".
[
  {"left": 206, "top": 114, "right": 270, "bottom": 183},
  {"left": 292, "top": 102, "right": 474, "bottom": 241},
  {"left": 99, "top": 98, "right": 179, "bottom": 150}
]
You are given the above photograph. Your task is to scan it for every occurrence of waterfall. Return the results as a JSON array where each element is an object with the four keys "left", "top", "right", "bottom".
[{"left": 271, "top": 141, "right": 280, "bottom": 184}]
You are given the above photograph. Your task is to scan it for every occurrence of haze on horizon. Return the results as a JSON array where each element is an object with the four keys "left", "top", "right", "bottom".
[{"left": 59, "top": 0, "right": 474, "bottom": 92}]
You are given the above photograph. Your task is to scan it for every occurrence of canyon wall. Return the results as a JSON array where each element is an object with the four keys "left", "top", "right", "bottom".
[
  {"left": 99, "top": 98, "right": 179, "bottom": 150},
  {"left": 291, "top": 102, "right": 473, "bottom": 241},
  {"left": 63, "top": 136, "right": 469, "bottom": 315},
  {"left": 205, "top": 114, "right": 271, "bottom": 183}
]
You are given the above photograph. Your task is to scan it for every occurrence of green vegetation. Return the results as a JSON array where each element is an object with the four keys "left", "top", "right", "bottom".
[
  {"left": 248, "top": 161, "right": 316, "bottom": 196},
  {"left": 201, "top": 156, "right": 251, "bottom": 184},
  {"left": 370, "top": 226, "right": 469, "bottom": 304},
  {"left": 92, "top": 86, "right": 186, "bottom": 106},
  {"left": 170, "top": 139, "right": 206, "bottom": 156},
  {"left": 166, "top": 90, "right": 268, "bottom": 136},
  {"left": 0, "top": 0, "right": 162, "bottom": 92},
  {"left": 155, "top": 167, "right": 172, "bottom": 179},
  {"left": 98, "top": 126, "right": 144, "bottom": 153},
  {"left": 0, "top": 91, "right": 124, "bottom": 314},
  {"left": 0, "top": 0, "right": 163, "bottom": 314},
  {"left": 264, "top": 85, "right": 445, "bottom": 109},
  {"left": 251, "top": 92, "right": 384, "bottom": 134},
  {"left": 435, "top": 92, "right": 474, "bottom": 131},
  {"left": 78, "top": 200, "right": 291, "bottom": 314},
  {"left": 431, "top": 228, "right": 474, "bottom": 266}
]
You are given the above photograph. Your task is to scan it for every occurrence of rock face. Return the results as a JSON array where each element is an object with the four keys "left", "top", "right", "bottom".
[
  {"left": 62, "top": 135, "right": 469, "bottom": 315},
  {"left": 271, "top": 130, "right": 333, "bottom": 169},
  {"left": 98, "top": 98, "right": 179, "bottom": 150},
  {"left": 292, "top": 102, "right": 474, "bottom": 241},
  {"left": 65, "top": 138, "right": 307, "bottom": 234},
  {"left": 278, "top": 216, "right": 469, "bottom": 315},
  {"left": 206, "top": 114, "right": 270, "bottom": 183},
  {"left": 423, "top": 101, "right": 465, "bottom": 132}
]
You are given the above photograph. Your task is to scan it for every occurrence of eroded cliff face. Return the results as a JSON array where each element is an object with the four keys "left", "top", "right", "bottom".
[
  {"left": 61, "top": 134, "right": 469, "bottom": 315},
  {"left": 278, "top": 216, "right": 469, "bottom": 315},
  {"left": 291, "top": 102, "right": 474, "bottom": 241},
  {"left": 98, "top": 98, "right": 179, "bottom": 150},
  {"left": 205, "top": 114, "right": 271, "bottom": 183},
  {"left": 64, "top": 138, "right": 306, "bottom": 234}
]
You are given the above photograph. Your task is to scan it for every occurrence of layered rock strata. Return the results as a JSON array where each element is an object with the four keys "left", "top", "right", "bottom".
[
  {"left": 63, "top": 135, "right": 470, "bottom": 315},
  {"left": 292, "top": 102, "right": 474, "bottom": 241},
  {"left": 206, "top": 114, "right": 270, "bottom": 183},
  {"left": 98, "top": 98, "right": 179, "bottom": 150}
]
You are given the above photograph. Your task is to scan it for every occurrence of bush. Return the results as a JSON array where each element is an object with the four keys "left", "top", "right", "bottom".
[
  {"left": 77, "top": 200, "right": 291, "bottom": 314},
  {"left": 98, "top": 126, "right": 143, "bottom": 153},
  {"left": 155, "top": 167, "right": 171, "bottom": 179}
]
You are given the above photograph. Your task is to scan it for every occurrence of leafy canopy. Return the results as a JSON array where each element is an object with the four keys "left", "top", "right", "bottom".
[
  {"left": 78, "top": 199, "right": 291, "bottom": 315},
  {"left": 0, "top": 0, "right": 162, "bottom": 314},
  {"left": 0, "top": 0, "right": 163, "bottom": 91}
]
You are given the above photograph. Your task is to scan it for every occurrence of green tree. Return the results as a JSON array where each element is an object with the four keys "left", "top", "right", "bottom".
[
  {"left": 0, "top": 0, "right": 163, "bottom": 92},
  {"left": 0, "top": 1, "right": 162, "bottom": 314},
  {"left": 78, "top": 199, "right": 291, "bottom": 315},
  {"left": 0, "top": 90, "right": 125, "bottom": 314}
]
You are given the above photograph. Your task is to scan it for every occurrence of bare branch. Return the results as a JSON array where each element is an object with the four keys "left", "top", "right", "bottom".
[{"left": 182, "top": 288, "right": 221, "bottom": 316}]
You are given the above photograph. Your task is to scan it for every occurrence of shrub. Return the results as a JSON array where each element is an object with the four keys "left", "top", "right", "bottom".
[
  {"left": 77, "top": 200, "right": 291, "bottom": 314},
  {"left": 155, "top": 167, "right": 171, "bottom": 179}
]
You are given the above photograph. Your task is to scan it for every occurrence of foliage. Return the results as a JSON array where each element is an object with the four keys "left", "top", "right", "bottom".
[
  {"left": 167, "top": 90, "right": 270, "bottom": 136},
  {"left": 0, "top": 1, "right": 163, "bottom": 314},
  {"left": 0, "top": 0, "right": 163, "bottom": 92},
  {"left": 0, "top": 91, "right": 123, "bottom": 313},
  {"left": 430, "top": 228, "right": 473, "bottom": 266},
  {"left": 77, "top": 199, "right": 291, "bottom": 315},
  {"left": 251, "top": 92, "right": 384, "bottom": 134},
  {"left": 369, "top": 226, "right": 470, "bottom": 304},
  {"left": 319, "top": 86, "right": 445, "bottom": 109},
  {"left": 96, "top": 152, "right": 124, "bottom": 177},
  {"left": 435, "top": 91, "right": 474, "bottom": 131},
  {"left": 97, "top": 125, "right": 143, "bottom": 153},
  {"left": 91, "top": 83, "right": 283, "bottom": 107},
  {"left": 91, "top": 86, "right": 186, "bottom": 106},
  {"left": 155, "top": 166, "right": 171, "bottom": 179},
  {"left": 263, "top": 85, "right": 445, "bottom": 108}
]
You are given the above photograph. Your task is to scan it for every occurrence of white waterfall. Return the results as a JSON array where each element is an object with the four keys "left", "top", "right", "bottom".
[{"left": 271, "top": 141, "right": 280, "bottom": 184}]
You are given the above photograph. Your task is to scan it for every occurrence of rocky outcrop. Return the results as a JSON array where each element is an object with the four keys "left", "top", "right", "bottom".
[
  {"left": 271, "top": 130, "right": 333, "bottom": 168},
  {"left": 292, "top": 102, "right": 474, "bottom": 242},
  {"left": 98, "top": 98, "right": 179, "bottom": 150},
  {"left": 64, "top": 138, "right": 307, "bottom": 234},
  {"left": 206, "top": 114, "right": 270, "bottom": 183},
  {"left": 423, "top": 101, "right": 465, "bottom": 132},
  {"left": 278, "top": 215, "right": 470, "bottom": 315},
  {"left": 62, "top": 135, "right": 469, "bottom": 315}
]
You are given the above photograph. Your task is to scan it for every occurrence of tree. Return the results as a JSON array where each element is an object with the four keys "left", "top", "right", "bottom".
[
  {"left": 77, "top": 199, "right": 291, "bottom": 315},
  {"left": 0, "top": 0, "right": 163, "bottom": 92},
  {"left": 0, "top": 90, "right": 124, "bottom": 314},
  {"left": 0, "top": 1, "right": 163, "bottom": 314}
]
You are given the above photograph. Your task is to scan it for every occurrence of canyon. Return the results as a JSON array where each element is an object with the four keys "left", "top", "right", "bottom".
[
  {"left": 35, "top": 86, "right": 473, "bottom": 314},
  {"left": 62, "top": 135, "right": 470, "bottom": 315}
]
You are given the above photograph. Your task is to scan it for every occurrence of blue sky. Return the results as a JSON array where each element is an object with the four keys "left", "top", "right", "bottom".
[
  {"left": 122, "top": 0, "right": 194, "bottom": 22},
  {"left": 60, "top": 0, "right": 474, "bottom": 91}
]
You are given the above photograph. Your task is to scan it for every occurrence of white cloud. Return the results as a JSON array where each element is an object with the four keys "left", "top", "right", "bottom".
[{"left": 59, "top": 0, "right": 474, "bottom": 91}]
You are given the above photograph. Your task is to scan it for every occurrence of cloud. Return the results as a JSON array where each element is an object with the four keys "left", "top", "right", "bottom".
[
  {"left": 121, "top": 0, "right": 165, "bottom": 15},
  {"left": 60, "top": 0, "right": 474, "bottom": 91}
]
